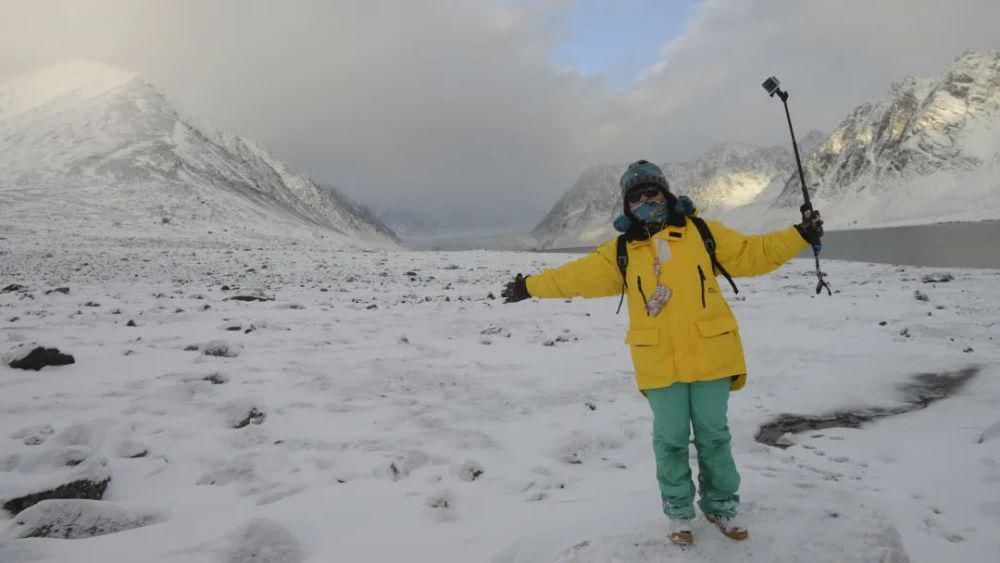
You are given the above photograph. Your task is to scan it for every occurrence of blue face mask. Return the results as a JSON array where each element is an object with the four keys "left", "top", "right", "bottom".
[{"left": 631, "top": 201, "right": 669, "bottom": 224}]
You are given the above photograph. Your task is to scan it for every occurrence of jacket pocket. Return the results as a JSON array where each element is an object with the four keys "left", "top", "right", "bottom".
[
  {"left": 625, "top": 328, "right": 667, "bottom": 377},
  {"left": 695, "top": 316, "right": 741, "bottom": 374},
  {"left": 625, "top": 328, "right": 659, "bottom": 346}
]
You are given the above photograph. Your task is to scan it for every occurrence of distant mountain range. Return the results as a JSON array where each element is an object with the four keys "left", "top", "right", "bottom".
[
  {"left": 532, "top": 50, "right": 1000, "bottom": 248},
  {"left": 530, "top": 133, "right": 823, "bottom": 249},
  {"left": 0, "top": 62, "right": 397, "bottom": 247}
]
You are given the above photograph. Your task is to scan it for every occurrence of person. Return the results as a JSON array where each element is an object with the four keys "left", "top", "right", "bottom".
[{"left": 500, "top": 159, "right": 824, "bottom": 546}]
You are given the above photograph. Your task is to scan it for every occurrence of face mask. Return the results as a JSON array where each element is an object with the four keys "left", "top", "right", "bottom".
[{"left": 631, "top": 201, "right": 669, "bottom": 224}]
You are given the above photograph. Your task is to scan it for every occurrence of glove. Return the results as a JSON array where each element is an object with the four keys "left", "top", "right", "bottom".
[
  {"left": 794, "top": 206, "right": 824, "bottom": 246},
  {"left": 501, "top": 273, "right": 530, "bottom": 304}
]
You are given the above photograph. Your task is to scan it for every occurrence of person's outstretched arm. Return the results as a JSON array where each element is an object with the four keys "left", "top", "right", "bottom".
[
  {"left": 503, "top": 240, "right": 622, "bottom": 302},
  {"left": 707, "top": 220, "right": 810, "bottom": 278}
]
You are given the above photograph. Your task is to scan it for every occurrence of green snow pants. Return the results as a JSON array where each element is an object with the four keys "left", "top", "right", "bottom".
[{"left": 646, "top": 377, "right": 740, "bottom": 520}]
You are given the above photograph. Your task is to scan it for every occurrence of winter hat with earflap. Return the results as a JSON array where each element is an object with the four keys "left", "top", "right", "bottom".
[
  {"left": 619, "top": 159, "right": 669, "bottom": 196},
  {"left": 614, "top": 160, "right": 693, "bottom": 233}
]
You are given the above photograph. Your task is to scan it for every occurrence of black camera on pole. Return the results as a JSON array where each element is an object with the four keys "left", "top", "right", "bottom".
[{"left": 761, "top": 75, "right": 831, "bottom": 295}]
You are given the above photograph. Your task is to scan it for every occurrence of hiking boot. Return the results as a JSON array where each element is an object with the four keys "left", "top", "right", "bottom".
[
  {"left": 705, "top": 513, "right": 748, "bottom": 540},
  {"left": 666, "top": 517, "right": 694, "bottom": 545}
]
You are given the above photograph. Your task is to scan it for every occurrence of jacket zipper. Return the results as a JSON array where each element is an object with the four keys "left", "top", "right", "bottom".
[
  {"left": 697, "top": 264, "right": 706, "bottom": 308},
  {"left": 636, "top": 276, "right": 649, "bottom": 315}
]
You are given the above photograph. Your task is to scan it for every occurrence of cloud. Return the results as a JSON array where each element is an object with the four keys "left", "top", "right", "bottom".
[
  {"left": 602, "top": 0, "right": 1000, "bottom": 164},
  {"left": 2, "top": 0, "right": 999, "bottom": 228}
]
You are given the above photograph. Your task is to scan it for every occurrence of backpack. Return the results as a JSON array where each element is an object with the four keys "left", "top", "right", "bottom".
[{"left": 615, "top": 216, "right": 738, "bottom": 314}]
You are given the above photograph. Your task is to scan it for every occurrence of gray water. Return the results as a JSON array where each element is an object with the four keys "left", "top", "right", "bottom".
[
  {"left": 540, "top": 221, "right": 1000, "bottom": 269},
  {"left": 804, "top": 221, "right": 1000, "bottom": 269}
]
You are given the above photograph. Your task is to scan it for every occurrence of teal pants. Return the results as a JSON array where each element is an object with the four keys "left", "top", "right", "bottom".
[{"left": 646, "top": 378, "right": 740, "bottom": 519}]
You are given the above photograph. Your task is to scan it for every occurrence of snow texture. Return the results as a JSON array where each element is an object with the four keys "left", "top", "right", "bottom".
[
  {"left": 220, "top": 519, "right": 304, "bottom": 563},
  {"left": 1, "top": 234, "right": 998, "bottom": 562}
]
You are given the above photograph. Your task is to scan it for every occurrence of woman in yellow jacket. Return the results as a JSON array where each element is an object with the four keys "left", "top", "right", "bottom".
[{"left": 501, "top": 160, "right": 824, "bottom": 546}]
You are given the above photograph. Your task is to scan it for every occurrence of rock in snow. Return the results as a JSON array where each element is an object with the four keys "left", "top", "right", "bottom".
[
  {"left": 221, "top": 519, "right": 304, "bottom": 563},
  {"left": 203, "top": 340, "right": 242, "bottom": 358},
  {"left": 4, "top": 344, "right": 75, "bottom": 371},
  {"left": 0, "top": 447, "right": 112, "bottom": 515},
  {"left": 7, "top": 499, "right": 163, "bottom": 539}
]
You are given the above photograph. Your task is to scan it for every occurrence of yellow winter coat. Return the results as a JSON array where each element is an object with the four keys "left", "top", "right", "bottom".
[{"left": 526, "top": 221, "right": 808, "bottom": 391}]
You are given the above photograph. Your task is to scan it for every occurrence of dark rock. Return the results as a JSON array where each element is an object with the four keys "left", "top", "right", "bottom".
[
  {"left": 486, "top": 292, "right": 496, "bottom": 300},
  {"left": 921, "top": 273, "right": 954, "bottom": 283},
  {"left": 232, "top": 408, "right": 266, "bottom": 429},
  {"left": 203, "top": 340, "right": 240, "bottom": 358},
  {"left": 1, "top": 284, "right": 26, "bottom": 293},
  {"left": 126, "top": 320, "right": 137, "bottom": 327},
  {"left": 221, "top": 285, "right": 231, "bottom": 291},
  {"left": 366, "top": 304, "right": 378, "bottom": 310},
  {"left": 7, "top": 346, "right": 76, "bottom": 371},
  {"left": 203, "top": 373, "right": 229, "bottom": 385},
  {"left": 228, "top": 294, "right": 273, "bottom": 302},
  {"left": 878, "top": 320, "right": 888, "bottom": 326},
  {"left": 9, "top": 499, "right": 163, "bottom": 539},
  {"left": 914, "top": 290, "right": 929, "bottom": 302},
  {"left": 84, "top": 301, "right": 100, "bottom": 307},
  {"left": 44, "top": 287, "right": 70, "bottom": 295},
  {"left": 183, "top": 344, "right": 200, "bottom": 352}
]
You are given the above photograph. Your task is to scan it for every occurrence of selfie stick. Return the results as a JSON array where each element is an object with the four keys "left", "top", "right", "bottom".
[{"left": 762, "top": 76, "right": 831, "bottom": 295}]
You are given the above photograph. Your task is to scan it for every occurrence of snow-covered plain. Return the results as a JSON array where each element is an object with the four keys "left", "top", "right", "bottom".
[{"left": 2, "top": 236, "right": 999, "bottom": 563}]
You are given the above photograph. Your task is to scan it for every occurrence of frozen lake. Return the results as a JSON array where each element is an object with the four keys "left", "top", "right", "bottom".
[{"left": 536, "top": 221, "right": 1000, "bottom": 269}]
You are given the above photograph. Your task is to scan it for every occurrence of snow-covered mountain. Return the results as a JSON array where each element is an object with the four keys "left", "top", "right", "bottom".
[
  {"left": 530, "top": 137, "right": 821, "bottom": 249},
  {"left": 0, "top": 62, "right": 397, "bottom": 247},
  {"left": 732, "top": 50, "right": 1000, "bottom": 232}
]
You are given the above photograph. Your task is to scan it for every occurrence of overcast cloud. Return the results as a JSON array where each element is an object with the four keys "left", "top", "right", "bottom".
[{"left": 2, "top": 0, "right": 999, "bottom": 228}]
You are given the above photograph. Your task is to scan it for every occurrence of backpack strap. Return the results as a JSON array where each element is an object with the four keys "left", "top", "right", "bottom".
[
  {"left": 615, "top": 234, "right": 628, "bottom": 314},
  {"left": 688, "top": 216, "right": 739, "bottom": 294}
]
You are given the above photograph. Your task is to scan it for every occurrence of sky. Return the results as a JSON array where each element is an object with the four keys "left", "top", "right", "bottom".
[
  {"left": 548, "top": 0, "right": 697, "bottom": 91},
  {"left": 2, "top": 0, "right": 1000, "bottom": 231}
]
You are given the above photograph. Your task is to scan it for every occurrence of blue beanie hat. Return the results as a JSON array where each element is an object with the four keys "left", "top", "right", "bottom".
[{"left": 620, "top": 160, "right": 669, "bottom": 196}]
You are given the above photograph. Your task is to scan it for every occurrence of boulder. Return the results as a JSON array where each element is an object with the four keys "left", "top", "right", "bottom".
[
  {"left": 0, "top": 446, "right": 111, "bottom": 515},
  {"left": 4, "top": 345, "right": 75, "bottom": 371},
  {"left": 7, "top": 499, "right": 163, "bottom": 539}
]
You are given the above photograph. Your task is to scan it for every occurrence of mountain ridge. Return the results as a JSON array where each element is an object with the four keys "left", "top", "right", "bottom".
[{"left": 0, "top": 61, "right": 396, "bottom": 247}]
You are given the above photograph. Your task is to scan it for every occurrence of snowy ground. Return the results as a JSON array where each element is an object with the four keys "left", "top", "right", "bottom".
[{"left": 1, "top": 236, "right": 999, "bottom": 563}]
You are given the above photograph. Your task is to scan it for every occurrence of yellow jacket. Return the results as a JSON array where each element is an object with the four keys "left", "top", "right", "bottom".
[{"left": 526, "top": 221, "right": 808, "bottom": 391}]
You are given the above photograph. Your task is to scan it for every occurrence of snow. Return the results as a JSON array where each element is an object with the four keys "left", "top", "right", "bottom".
[{"left": 1, "top": 234, "right": 999, "bottom": 562}]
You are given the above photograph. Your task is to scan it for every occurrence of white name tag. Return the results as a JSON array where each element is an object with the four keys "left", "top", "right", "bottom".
[{"left": 657, "top": 239, "right": 672, "bottom": 263}]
